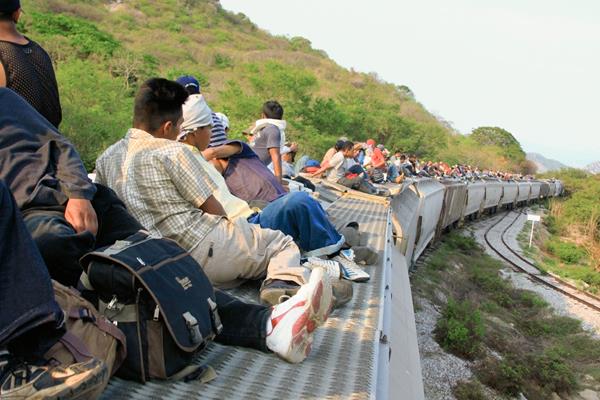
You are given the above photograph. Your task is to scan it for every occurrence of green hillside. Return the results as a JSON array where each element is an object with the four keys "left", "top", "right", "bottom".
[{"left": 19, "top": 0, "right": 526, "bottom": 172}]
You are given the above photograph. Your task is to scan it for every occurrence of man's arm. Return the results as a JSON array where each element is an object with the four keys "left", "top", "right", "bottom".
[
  {"left": 199, "top": 194, "right": 226, "bottom": 216},
  {"left": 202, "top": 143, "right": 242, "bottom": 161},
  {"left": 269, "top": 147, "right": 282, "bottom": 182}
]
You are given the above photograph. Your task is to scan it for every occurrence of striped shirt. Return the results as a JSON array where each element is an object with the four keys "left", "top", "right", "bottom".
[
  {"left": 208, "top": 112, "right": 228, "bottom": 148},
  {"left": 95, "top": 128, "right": 222, "bottom": 250}
]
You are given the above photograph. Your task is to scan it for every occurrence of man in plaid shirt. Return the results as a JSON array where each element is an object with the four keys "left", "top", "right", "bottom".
[{"left": 96, "top": 78, "right": 314, "bottom": 305}]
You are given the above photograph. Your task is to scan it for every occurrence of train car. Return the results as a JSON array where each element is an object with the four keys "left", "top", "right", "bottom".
[
  {"left": 539, "top": 180, "right": 550, "bottom": 198},
  {"left": 390, "top": 183, "right": 421, "bottom": 263},
  {"left": 500, "top": 180, "right": 518, "bottom": 208},
  {"left": 463, "top": 180, "right": 486, "bottom": 220},
  {"left": 529, "top": 180, "right": 542, "bottom": 201},
  {"left": 411, "top": 178, "right": 445, "bottom": 263},
  {"left": 547, "top": 180, "right": 557, "bottom": 197},
  {"left": 437, "top": 179, "right": 468, "bottom": 234},
  {"left": 482, "top": 178, "right": 503, "bottom": 212},
  {"left": 516, "top": 180, "right": 531, "bottom": 205},
  {"left": 554, "top": 180, "right": 563, "bottom": 196}
]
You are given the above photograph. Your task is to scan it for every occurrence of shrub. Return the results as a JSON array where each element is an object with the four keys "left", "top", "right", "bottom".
[
  {"left": 23, "top": 12, "right": 119, "bottom": 58},
  {"left": 477, "top": 357, "right": 526, "bottom": 396},
  {"left": 435, "top": 298, "right": 485, "bottom": 359},
  {"left": 214, "top": 53, "right": 234, "bottom": 69},
  {"left": 546, "top": 240, "right": 587, "bottom": 264},
  {"left": 453, "top": 380, "right": 487, "bottom": 400},
  {"left": 530, "top": 352, "right": 576, "bottom": 394},
  {"left": 444, "top": 232, "right": 479, "bottom": 253}
]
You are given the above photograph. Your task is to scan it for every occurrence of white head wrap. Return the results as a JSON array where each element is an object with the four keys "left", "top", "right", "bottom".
[{"left": 179, "top": 94, "right": 213, "bottom": 141}]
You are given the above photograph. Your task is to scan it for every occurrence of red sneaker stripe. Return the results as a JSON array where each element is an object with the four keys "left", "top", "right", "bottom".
[{"left": 267, "top": 300, "right": 307, "bottom": 336}]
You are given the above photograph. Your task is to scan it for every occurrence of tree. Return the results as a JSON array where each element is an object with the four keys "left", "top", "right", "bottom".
[{"left": 470, "top": 126, "right": 526, "bottom": 165}]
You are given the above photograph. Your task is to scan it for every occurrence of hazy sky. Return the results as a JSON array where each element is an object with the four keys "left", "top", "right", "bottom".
[{"left": 220, "top": 0, "right": 599, "bottom": 167}]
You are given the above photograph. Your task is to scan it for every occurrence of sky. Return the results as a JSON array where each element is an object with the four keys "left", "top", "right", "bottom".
[{"left": 220, "top": 0, "right": 600, "bottom": 168}]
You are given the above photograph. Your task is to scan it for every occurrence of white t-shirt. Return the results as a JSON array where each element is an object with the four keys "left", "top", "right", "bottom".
[{"left": 326, "top": 151, "right": 349, "bottom": 182}]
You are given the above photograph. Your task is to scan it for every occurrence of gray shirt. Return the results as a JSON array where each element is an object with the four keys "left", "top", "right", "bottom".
[{"left": 251, "top": 124, "right": 281, "bottom": 165}]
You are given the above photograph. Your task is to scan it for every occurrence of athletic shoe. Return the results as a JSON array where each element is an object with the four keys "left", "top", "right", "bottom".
[
  {"left": 304, "top": 257, "right": 352, "bottom": 308},
  {"left": 265, "top": 267, "right": 333, "bottom": 363},
  {"left": 353, "top": 246, "right": 379, "bottom": 265},
  {"left": 260, "top": 279, "right": 301, "bottom": 306},
  {"left": 0, "top": 354, "right": 108, "bottom": 400},
  {"left": 331, "top": 278, "right": 353, "bottom": 308},
  {"left": 334, "top": 249, "right": 370, "bottom": 282},
  {"left": 303, "top": 257, "right": 342, "bottom": 280}
]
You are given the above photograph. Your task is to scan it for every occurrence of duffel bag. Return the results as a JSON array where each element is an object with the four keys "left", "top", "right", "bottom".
[{"left": 80, "top": 230, "right": 222, "bottom": 383}]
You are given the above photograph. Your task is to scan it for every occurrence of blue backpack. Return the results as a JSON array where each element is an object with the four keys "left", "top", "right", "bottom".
[{"left": 80, "top": 231, "right": 222, "bottom": 383}]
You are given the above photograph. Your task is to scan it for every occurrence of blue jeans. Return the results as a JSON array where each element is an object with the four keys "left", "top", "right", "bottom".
[
  {"left": 248, "top": 192, "right": 343, "bottom": 257},
  {"left": 387, "top": 164, "right": 400, "bottom": 182},
  {"left": 0, "top": 180, "right": 64, "bottom": 358}
]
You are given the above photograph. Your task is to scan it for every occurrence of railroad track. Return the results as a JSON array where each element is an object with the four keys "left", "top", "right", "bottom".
[{"left": 484, "top": 209, "right": 600, "bottom": 313}]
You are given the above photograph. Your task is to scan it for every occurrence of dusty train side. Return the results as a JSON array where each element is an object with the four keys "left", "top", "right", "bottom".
[{"left": 392, "top": 178, "right": 562, "bottom": 267}]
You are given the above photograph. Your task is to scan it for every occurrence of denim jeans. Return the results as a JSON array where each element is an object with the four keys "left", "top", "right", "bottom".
[
  {"left": 0, "top": 181, "right": 64, "bottom": 359},
  {"left": 387, "top": 164, "right": 400, "bottom": 182},
  {"left": 214, "top": 290, "right": 270, "bottom": 352},
  {"left": 248, "top": 191, "right": 343, "bottom": 256},
  {"left": 22, "top": 184, "right": 144, "bottom": 287}
]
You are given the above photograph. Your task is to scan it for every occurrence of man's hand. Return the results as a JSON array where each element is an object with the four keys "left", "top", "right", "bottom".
[{"left": 65, "top": 198, "right": 98, "bottom": 236}]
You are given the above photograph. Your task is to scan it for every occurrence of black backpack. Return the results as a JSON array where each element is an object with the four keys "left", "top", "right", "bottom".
[{"left": 80, "top": 231, "right": 222, "bottom": 383}]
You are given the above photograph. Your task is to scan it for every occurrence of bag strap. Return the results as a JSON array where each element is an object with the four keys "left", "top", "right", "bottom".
[
  {"left": 67, "top": 306, "right": 128, "bottom": 372},
  {"left": 59, "top": 332, "right": 94, "bottom": 363}
]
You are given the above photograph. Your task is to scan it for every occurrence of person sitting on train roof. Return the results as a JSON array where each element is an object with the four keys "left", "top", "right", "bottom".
[
  {"left": 0, "top": 87, "right": 145, "bottom": 287},
  {"left": 175, "top": 94, "right": 346, "bottom": 259},
  {"left": 95, "top": 78, "right": 332, "bottom": 307},
  {"left": 176, "top": 75, "right": 228, "bottom": 148},
  {"left": 268, "top": 145, "right": 296, "bottom": 178},
  {"left": 248, "top": 100, "right": 287, "bottom": 183},
  {"left": 321, "top": 139, "right": 345, "bottom": 167}
]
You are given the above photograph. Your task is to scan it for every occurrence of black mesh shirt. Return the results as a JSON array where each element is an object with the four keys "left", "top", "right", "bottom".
[{"left": 0, "top": 39, "right": 62, "bottom": 128}]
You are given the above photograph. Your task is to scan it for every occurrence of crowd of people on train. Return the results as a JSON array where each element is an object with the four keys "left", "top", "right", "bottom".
[
  {"left": 0, "top": 1, "right": 541, "bottom": 398},
  {"left": 0, "top": 2, "right": 379, "bottom": 398}
]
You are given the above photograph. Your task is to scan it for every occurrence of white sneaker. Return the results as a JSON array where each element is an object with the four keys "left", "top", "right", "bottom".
[
  {"left": 304, "top": 257, "right": 342, "bottom": 280},
  {"left": 334, "top": 250, "right": 370, "bottom": 282},
  {"left": 265, "top": 267, "right": 333, "bottom": 363}
]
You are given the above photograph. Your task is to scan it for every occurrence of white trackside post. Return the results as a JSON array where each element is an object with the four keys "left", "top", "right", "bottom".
[
  {"left": 526, "top": 213, "right": 541, "bottom": 248},
  {"left": 529, "top": 220, "right": 535, "bottom": 248}
]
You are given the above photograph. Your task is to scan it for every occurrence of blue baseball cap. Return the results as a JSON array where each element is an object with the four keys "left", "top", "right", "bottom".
[
  {"left": 0, "top": 0, "right": 20, "bottom": 13},
  {"left": 176, "top": 75, "right": 201, "bottom": 94}
]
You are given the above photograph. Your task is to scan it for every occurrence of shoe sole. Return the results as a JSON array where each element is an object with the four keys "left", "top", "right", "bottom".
[
  {"left": 280, "top": 268, "right": 333, "bottom": 363},
  {"left": 29, "top": 360, "right": 108, "bottom": 400}
]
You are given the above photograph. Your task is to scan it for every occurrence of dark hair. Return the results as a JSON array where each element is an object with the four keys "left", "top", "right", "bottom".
[
  {"left": 262, "top": 100, "right": 284, "bottom": 119},
  {"left": 0, "top": 10, "right": 17, "bottom": 21},
  {"left": 334, "top": 139, "right": 345, "bottom": 151},
  {"left": 133, "top": 78, "right": 189, "bottom": 133},
  {"left": 341, "top": 141, "right": 354, "bottom": 151}
]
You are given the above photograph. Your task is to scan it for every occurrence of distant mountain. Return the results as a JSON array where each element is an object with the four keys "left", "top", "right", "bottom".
[
  {"left": 585, "top": 161, "right": 600, "bottom": 175},
  {"left": 526, "top": 152, "right": 569, "bottom": 173}
]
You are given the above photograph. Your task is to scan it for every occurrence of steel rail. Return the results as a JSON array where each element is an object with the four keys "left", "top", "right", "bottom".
[
  {"left": 503, "top": 209, "right": 600, "bottom": 304},
  {"left": 483, "top": 210, "right": 600, "bottom": 313}
]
